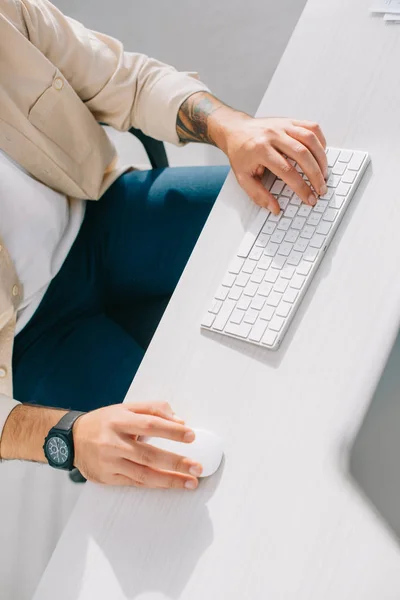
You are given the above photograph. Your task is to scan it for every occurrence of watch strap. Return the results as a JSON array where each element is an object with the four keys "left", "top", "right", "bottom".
[{"left": 54, "top": 410, "right": 85, "bottom": 432}]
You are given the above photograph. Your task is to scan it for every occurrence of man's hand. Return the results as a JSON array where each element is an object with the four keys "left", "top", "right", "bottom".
[
  {"left": 73, "top": 402, "right": 202, "bottom": 489},
  {"left": 177, "top": 92, "right": 328, "bottom": 215}
]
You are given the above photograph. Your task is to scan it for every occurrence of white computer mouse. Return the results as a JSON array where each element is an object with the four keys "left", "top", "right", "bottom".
[{"left": 144, "top": 428, "right": 224, "bottom": 477}]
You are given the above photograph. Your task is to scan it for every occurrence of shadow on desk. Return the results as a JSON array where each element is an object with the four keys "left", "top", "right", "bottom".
[
  {"left": 35, "top": 462, "right": 224, "bottom": 599},
  {"left": 349, "top": 326, "right": 400, "bottom": 542}
]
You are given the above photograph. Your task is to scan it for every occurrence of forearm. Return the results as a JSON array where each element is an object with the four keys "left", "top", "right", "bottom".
[
  {"left": 176, "top": 91, "right": 249, "bottom": 152},
  {"left": 1, "top": 404, "right": 67, "bottom": 462}
]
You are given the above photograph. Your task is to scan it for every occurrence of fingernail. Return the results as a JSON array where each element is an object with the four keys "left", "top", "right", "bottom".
[
  {"left": 308, "top": 194, "right": 317, "bottom": 206},
  {"left": 185, "top": 479, "right": 198, "bottom": 490},
  {"left": 184, "top": 431, "right": 195, "bottom": 443},
  {"left": 189, "top": 464, "right": 203, "bottom": 477},
  {"left": 320, "top": 184, "right": 328, "bottom": 196}
]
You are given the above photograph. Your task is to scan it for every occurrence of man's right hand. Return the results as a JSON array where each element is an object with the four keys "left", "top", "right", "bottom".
[{"left": 72, "top": 402, "right": 202, "bottom": 489}]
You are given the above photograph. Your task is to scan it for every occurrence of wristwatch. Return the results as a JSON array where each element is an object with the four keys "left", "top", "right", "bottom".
[{"left": 43, "top": 411, "right": 85, "bottom": 471}]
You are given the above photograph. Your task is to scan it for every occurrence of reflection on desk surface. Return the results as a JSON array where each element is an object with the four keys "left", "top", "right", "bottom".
[{"left": 350, "top": 326, "right": 400, "bottom": 541}]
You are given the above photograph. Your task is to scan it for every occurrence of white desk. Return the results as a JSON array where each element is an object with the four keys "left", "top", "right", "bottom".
[{"left": 34, "top": 1, "right": 400, "bottom": 598}]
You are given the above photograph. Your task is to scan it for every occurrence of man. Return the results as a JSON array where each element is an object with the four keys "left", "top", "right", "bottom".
[{"left": 0, "top": 0, "right": 328, "bottom": 489}]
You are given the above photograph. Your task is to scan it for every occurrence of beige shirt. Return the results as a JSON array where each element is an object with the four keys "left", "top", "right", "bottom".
[{"left": 0, "top": 0, "right": 209, "bottom": 449}]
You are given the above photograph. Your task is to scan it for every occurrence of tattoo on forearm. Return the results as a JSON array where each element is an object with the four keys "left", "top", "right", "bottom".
[{"left": 176, "top": 92, "right": 223, "bottom": 145}]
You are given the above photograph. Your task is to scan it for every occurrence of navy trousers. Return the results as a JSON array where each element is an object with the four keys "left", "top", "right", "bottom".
[{"left": 12, "top": 166, "right": 228, "bottom": 412}]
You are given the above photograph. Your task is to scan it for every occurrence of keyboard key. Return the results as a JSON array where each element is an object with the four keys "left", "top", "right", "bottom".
[
  {"left": 250, "top": 269, "right": 265, "bottom": 284},
  {"left": 258, "top": 282, "right": 273, "bottom": 297},
  {"left": 260, "top": 304, "right": 275, "bottom": 320},
  {"left": 212, "top": 299, "right": 236, "bottom": 330},
  {"left": 300, "top": 226, "right": 315, "bottom": 239},
  {"left": 225, "top": 322, "right": 252, "bottom": 339},
  {"left": 323, "top": 208, "right": 339, "bottom": 222},
  {"left": 249, "top": 320, "right": 268, "bottom": 342},
  {"left": 269, "top": 211, "right": 283, "bottom": 223},
  {"left": 236, "top": 272, "right": 250, "bottom": 287},
  {"left": 332, "top": 162, "right": 346, "bottom": 176},
  {"left": 274, "top": 278, "right": 289, "bottom": 294},
  {"left": 265, "top": 243, "right": 279, "bottom": 257},
  {"left": 264, "top": 269, "right": 280, "bottom": 283},
  {"left": 281, "top": 265, "right": 295, "bottom": 279},
  {"left": 329, "top": 195, "right": 345, "bottom": 209},
  {"left": 297, "top": 261, "right": 312, "bottom": 276},
  {"left": 290, "top": 274, "right": 306, "bottom": 289},
  {"left": 327, "top": 174, "right": 340, "bottom": 188},
  {"left": 307, "top": 212, "right": 322, "bottom": 226},
  {"left": 277, "top": 242, "right": 293, "bottom": 257},
  {"left": 281, "top": 185, "right": 293, "bottom": 198},
  {"left": 290, "top": 194, "right": 302, "bottom": 206},
  {"left": 336, "top": 182, "right": 351, "bottom": 196},
  {"left": 285, "top": 229, "right": 299, "bottom": 243},
  {"left": 228, "top": 257, "right": 245, "bottom": 274},
  {"left": 259, "top": 255, "right": 272, "bottom": 270},
  {"left": 222, "top": 273, "right": 236, "bottom": 288},
  {"left": 266, "top": 292, "right": 282, "bottom": 307},
  {"left": 287, "top": 251, "right": 302, "bottom": 266},
  {"left": 271, "top": 180, "right": 285, "bottom": 195},
  {"left": 283, "top": 288, "right": 299, "bottom": 304},
  {"left": 293, "top": 237, "right": 309, "bottom": 252},
  {"left": 230, "top": 309, "right": 245, "bottom": 325},
  {"left": 278, "top": 196, "right": 290, "bottom": 211},
  {"left": 326, "top": 148, "right": 340, "bottom": 167},
  {"left": 284, "top": 205, "right": 298, "bottom": 219},
  {"left": 261, "top": 329, "right": 278, "bottom": 347},
  {"left": 249, "top": 246, "right": 263, "bottom": 261},
  {"left": 277, "top": 218, "right": 291, "bottom": 232},
  {"left": 338, "top": 150, "right": 353, "bottom": 163},
  {"left": 313, "top": 200, "right": 328, "bottom": 214},
  {"left": 209, "top": 299, "right": 223, "bottom": 314},
  {"left": 292, "top": 217, "right": 306, "bottom": 230},
  {"left": 269, "top": 316, "right": 285, "bottom": 332},
  {"left": 348, "top": 152, "right": 364, "bottom": 171},
  {"left": 242, "top": 259, "right": 257, "bottom": 274},
  {"left": 228, "top": 285, "right": 243, "bottom": 301},
  {"left": 255, "top": 233, "right": 270, "bottom": 247},
  {"left": 215, "top": 286, "right": 229, "bottom": 301},
  {"left": 237, "top": 209, "right": 268, "bottom": 258},
  {"left": 297, "top": 205, "right": 312, "bottom": 218},
  {"left": 237, "top": 295, "right": 251, "bottom": 310},
  {"left": 309, "top": 234, "right": 325, "bottom": 249},
  {"left": 303, "top": 247, "right": 319, "bottom": 262},
  {"left": 316, "top": 221, "right": 331, "bottom": 235},
  {"left": 201, "top": 312, "right": 215, "bottom": 328},
  {"left": 262, "top": 221, "right": 277, "bottom": 235},
  {"left": 251, "top": 295, "right": 266, "bottom": 311},
  {"left": 276, "top": 302, "right": 292, "bottom": 318},
  {"left": 244, "top": 282, "right": 259, "bottom": 297},
  {"left": 320, "top": 187, "right": 334, "bottom": 200},
  {"left": 243, "top": 309, "right": 259, "bottom": 325},
  {"left": 271, "top": 230, "right": 285, "bottom": 244},
  {"left": 272, "top": 254, "right": 287, "bottom": 269},
  {"left": 342, "top": 170, "right": 356, "bottom": 184}
]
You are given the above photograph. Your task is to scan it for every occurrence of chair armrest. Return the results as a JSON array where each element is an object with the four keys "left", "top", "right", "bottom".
[{"left": 128, "top": 127, "right": 169, "bottom": 170}]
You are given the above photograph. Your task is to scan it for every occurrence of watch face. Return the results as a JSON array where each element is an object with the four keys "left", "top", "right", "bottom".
[{"left": 45, "top": 436, "right": 69, "bottom": 466}]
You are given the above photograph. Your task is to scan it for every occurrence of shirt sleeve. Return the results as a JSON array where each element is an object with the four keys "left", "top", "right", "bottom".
[
  {"left": 0, "top": 395, "right": 21, "bottom": 451},
  {"left": 17, "top": 0, "right": 210, "bottom": 145}
]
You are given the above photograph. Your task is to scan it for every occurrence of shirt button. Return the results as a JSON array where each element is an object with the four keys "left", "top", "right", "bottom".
[
  {"left": 0, "top": 244, "right": 2, "bottom": 252},
  {"left": 0, "top": 367, "right": 7, "bottom": 378},
  {"left": 12, "top": 285, "right": 19, "bottom": 297},
  {"left": 53, "top": 77, "right": 64, "bottom": 91}
]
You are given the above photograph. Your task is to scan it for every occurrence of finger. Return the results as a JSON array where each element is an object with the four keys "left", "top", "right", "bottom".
[
  {"left": 119, "top": 459, "right": 199, "bottom": 490},
  {"left": 126, "top": 402, "right": 185, "bottom": 424},
  {"left": 279, "top": 133, "right": 326, "bottom": 196},
  {"left": 291, "top": 120, "right": 327, "bottom": 150},
  {"left": 237, "top": 172, "right": 280, "bottom": 215},
  {"left": 129, "top": 441, "right": 203, "bottom": 477},
  {"left": 260, "top": 148, "right": 317, "bottom": 206},
  {"left": 287, "top": 126, "right": 328, "bottom": 182},
  {"left": 124, "top": 413, "right": 195, "bottom": 443}
]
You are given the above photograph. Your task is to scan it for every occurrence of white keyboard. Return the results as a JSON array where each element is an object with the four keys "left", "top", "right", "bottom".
[{"left": 201, "top": 147, "right": 370, "bottom": 350}]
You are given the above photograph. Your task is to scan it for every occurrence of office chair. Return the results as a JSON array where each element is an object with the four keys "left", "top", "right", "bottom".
[{"left": 69, "top": 126, "right": 168, "bottom": 484}]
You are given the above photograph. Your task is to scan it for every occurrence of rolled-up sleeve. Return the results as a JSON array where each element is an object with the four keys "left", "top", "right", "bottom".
[
  {"left": 18, "top": 0, "right": 210, "bottom": 144},
  {"left": 0, "top": 395, "right": 21, "bottom": 449}
]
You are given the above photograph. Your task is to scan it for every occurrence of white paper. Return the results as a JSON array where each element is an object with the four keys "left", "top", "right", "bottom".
[{"left": 370, "top": 0, "right": 400, "bottom": 13}]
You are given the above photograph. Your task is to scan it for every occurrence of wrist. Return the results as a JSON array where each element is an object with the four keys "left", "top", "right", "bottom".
[{"left": 208, "top": 107, "right": 250, "bottom": 155}]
